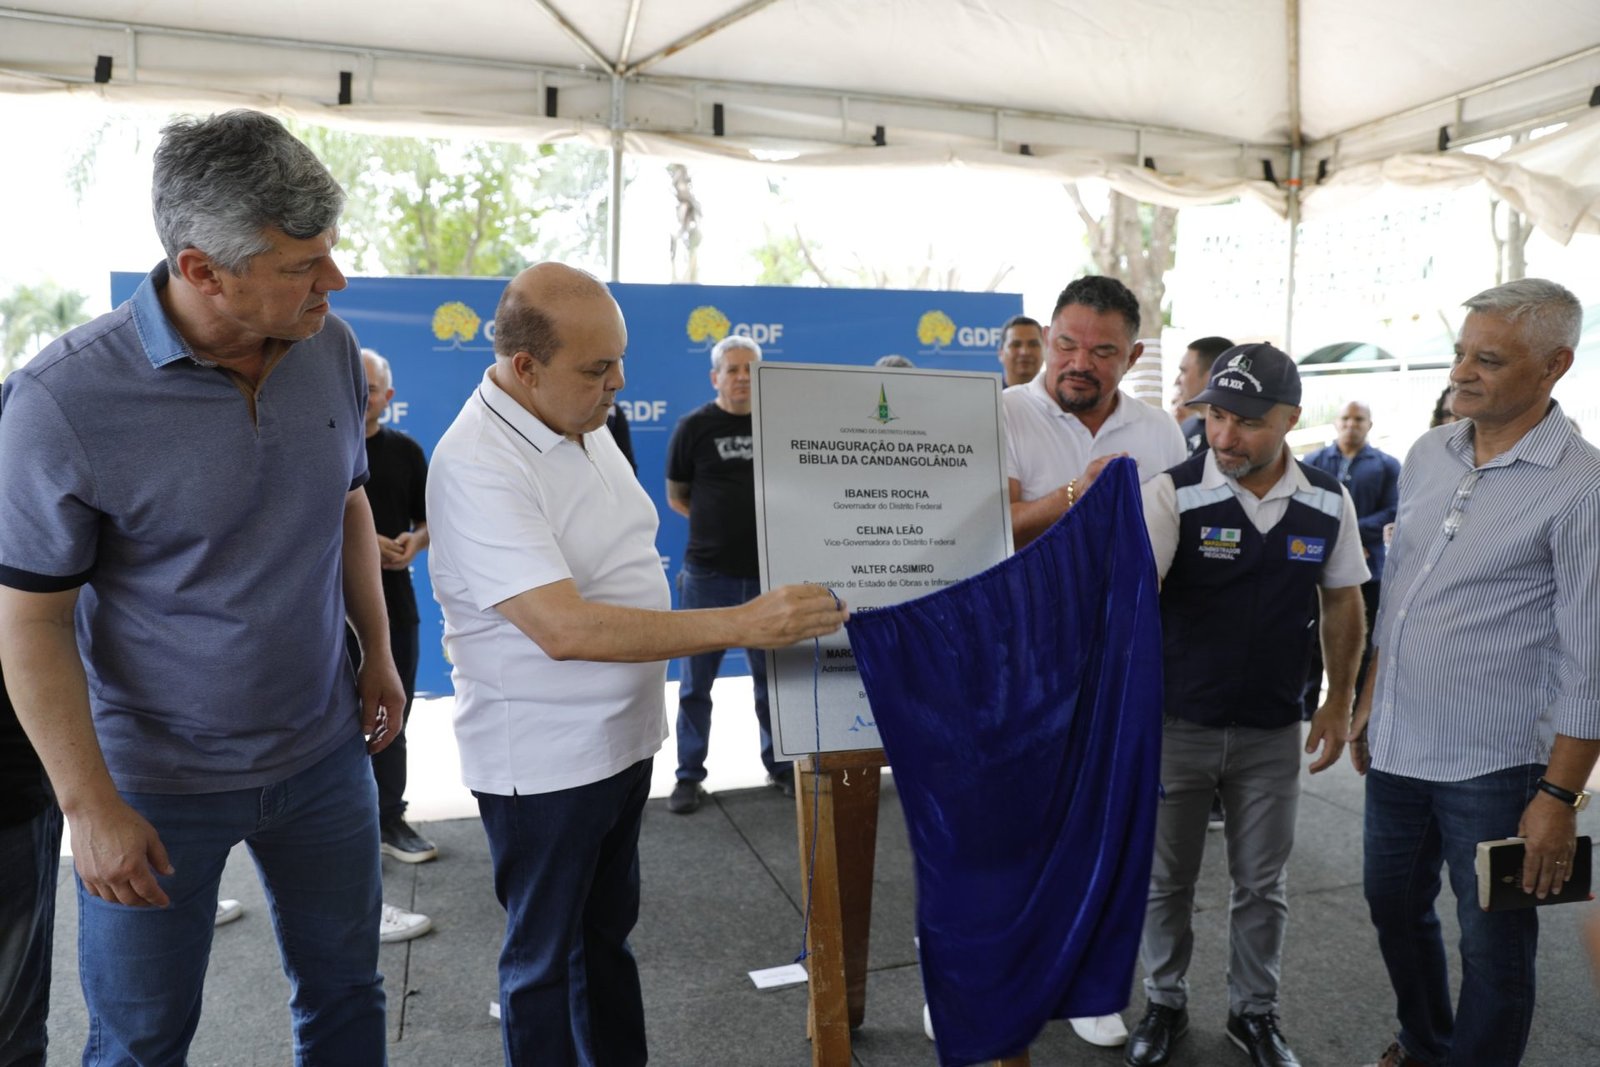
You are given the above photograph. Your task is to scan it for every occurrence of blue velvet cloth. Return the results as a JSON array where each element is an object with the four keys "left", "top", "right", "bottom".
[{"left": 845, "top": 458, "right": 1163, "bottom": 1067}]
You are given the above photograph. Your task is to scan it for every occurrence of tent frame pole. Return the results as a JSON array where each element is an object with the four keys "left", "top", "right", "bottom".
[
  {"left": 609, "top": 75, "right": 625, "bottom": 282},
  {"left": 1283, "top": 0, "right": 1302, "bottom": 354}
]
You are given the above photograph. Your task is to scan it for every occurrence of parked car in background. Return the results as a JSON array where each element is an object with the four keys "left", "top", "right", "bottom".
[
  {"left": 1294, "top": 329, "right": 1454, "bottom": 457},
  {"left": 1293, "top": 305, "right": 1598, "bottom": 458}
]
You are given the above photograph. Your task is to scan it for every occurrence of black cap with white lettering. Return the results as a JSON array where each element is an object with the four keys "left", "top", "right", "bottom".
[{"left": 1189, "top": 343, "right": 1300, "bottom": 418}]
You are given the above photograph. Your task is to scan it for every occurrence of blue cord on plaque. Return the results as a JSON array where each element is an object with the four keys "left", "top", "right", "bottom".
[{"left": 794, "top": 585, "right": 842, "bottom": 965}]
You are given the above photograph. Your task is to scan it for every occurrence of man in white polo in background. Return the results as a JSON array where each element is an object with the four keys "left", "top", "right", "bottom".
[
  {"left": 426, "top": 262, "right": 847, "bottom": 1065},
  {"left": 1006, "top": 274, "right": 1186, "bottom": 553},
  {"left": 997, "top": 314, "right": 1046, "bottom": 388}
]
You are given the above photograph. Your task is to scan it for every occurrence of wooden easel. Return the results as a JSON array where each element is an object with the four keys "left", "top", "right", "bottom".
[{"left": 793, "top": 750, "right": 1031, "bottom": 1067}]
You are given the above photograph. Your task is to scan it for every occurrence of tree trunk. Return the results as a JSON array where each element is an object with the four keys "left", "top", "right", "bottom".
[
  {"left": 1064, "top": 184, "right": 1176, "bottom": 335},
  {"left": 1506, "top": 205, "right": 1530, "bottom": 282},
  {"left": 667, "top": 163, "right": 702, "bottom": 283}
]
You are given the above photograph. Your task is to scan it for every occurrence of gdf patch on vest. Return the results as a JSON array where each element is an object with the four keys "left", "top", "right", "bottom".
[{"left": 1287, "top": 536, "right": 1327, "bottom": 562}]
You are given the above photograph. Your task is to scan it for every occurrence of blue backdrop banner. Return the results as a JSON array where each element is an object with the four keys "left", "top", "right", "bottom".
[{"left": 112, "top": 272, "right": 1020, "bottom": 695}]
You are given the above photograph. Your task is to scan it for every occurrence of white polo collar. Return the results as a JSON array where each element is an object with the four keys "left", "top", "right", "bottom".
[{"left": 474, "top": 367, "right": 567, "bottom": 455}]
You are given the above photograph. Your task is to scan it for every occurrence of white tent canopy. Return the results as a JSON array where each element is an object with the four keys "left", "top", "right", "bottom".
[{"left": 3, "top": 1, "right": 1599, "bottom": 244}]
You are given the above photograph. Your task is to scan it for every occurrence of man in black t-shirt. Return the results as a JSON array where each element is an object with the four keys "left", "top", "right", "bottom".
[
  {"left": 354, "top": 350, "right": 436, "bottom": 941},
  {"left": 664, "top": 336, "right": 792, "bottom": 814},
  {"left": 0, "top": 662, "right": 61, "bottom": 1063},
  {"left": 606, "top": 404, "right": 636, "bottom": 471}
]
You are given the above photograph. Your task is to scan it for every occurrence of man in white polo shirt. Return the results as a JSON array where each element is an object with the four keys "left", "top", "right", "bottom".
[
  {"left": 1006, "top": 275, "right": 1187, "bottom": 552},
  {"left": 426, "top": 263, "right": 847, "bottom": 1067}
]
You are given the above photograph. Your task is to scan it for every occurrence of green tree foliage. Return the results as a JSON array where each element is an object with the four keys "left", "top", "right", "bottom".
[
  {"left": 750, "top": 228, "right": 822, "bottom": 285},
  {"left": 290, "top": 123, "right": 611, "bottom": 277},
  {"left": 1, "top": 282, "right": 90, "bottom": 377}
]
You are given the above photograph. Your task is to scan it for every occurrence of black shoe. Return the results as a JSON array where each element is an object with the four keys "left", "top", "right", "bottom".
[
  {"left": 1226, "top": 1011, "right": 1301, "bottom": 1067},
  {"left": 1368, "top": 1040, "right": 1432, "bottom": 1067},
  {"left": 766, "top": 771, "right": 796, "bottom": 798},
  {"left": 380, "top": 818, "right": 438, "bottom": 863},
  {"left": 668, "top": 780, "right": 706, "bottom": 814},
  {"left": 1125, "top": 1003, "right": 1188, "bottom": 1066},
  {"left": 1368, "top": 1039, "right": 1433, "bottom": 1067}
]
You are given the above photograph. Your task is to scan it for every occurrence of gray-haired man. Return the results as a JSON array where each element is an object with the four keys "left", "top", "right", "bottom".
[
  {"left": 664, "top": 335, "right": 792, "bottom": 813},
  {"left": 1353, "top": 279, "right": 1600, "bottom": 1067},
  {"left": 0, "top": 110, "right": 402, "bottom": 1064}
]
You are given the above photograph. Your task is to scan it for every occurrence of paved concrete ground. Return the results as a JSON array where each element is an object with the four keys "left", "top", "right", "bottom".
[{"left": 42, "top": 704, "right": 1600, "bottom": 1066}]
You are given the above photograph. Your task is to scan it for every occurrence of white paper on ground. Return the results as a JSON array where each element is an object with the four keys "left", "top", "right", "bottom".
[{"left": 749, "top": 963, "right": 809, "bottom": 989}]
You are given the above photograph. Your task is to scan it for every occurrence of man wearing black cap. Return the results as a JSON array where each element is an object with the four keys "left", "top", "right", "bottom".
[{"left": 1124, "top": 344, "right": 1369, "bottom": 1067}]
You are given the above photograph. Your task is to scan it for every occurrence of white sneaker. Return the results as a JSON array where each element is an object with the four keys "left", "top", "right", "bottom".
[
  {"left": 379, "top": 903, "right": 433, "bottom": 943},
  {"left": 214, "top": 899, "right": 244, "bottom": 926},
  {"left": 923, "top": 1003, "right": 935, "bottom": 1041},
  {"left": 1069, "top": 1013, "right": 1129, "bottom": 1046}
]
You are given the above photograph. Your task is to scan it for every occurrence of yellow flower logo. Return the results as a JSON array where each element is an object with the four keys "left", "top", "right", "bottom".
[
  {"left": 917, "top": 310, "right": 956, "bottom": 349},
  {"left": 432, "top": 302, "right": 481, "bottom": 346},
  {"left": 686, "top": 305, "right": 731, "bottom": 346}
]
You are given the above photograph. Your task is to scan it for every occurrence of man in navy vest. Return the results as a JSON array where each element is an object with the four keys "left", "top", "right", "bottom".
[{"left": 1125, "top": 344, "right": 1369, "bottom": 1067}]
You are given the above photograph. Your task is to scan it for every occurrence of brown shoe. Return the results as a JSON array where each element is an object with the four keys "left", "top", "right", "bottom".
[{"left": 1369, "top": 1041, "right": 1431, "bottom": 1067}]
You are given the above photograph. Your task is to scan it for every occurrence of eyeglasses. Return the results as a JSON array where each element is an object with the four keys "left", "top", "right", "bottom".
[{"left": 1441, "top": 469, "right": 1482, "bottom": 541}]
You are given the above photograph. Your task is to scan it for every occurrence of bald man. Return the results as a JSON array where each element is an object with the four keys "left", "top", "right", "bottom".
[
  {"left": 426, "top": 263, "right": 848, "bottom": 1065},
  {"left": 355, "top": 350, "right": 435, "bottom": 867},
  {"left": 1302, "top": 401, "right": 1398, "bottom": 712}
]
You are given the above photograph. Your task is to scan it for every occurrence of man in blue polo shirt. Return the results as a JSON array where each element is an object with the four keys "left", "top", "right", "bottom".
[
  {"left": 0, "top": 110, "right": 403, "bottom": 1065},
  {"left": 1302, "top": 401, "right": 1398, "bottom": 716},
  {"left": 1126, "top": 345, "right": 1369, "bottom": 1067}
]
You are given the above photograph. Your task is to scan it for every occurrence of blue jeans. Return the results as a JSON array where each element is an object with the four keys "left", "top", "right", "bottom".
[
  {"left": 476, "top": 758, "right": 652, "bottom": 1067},
  {"left": 0, "top": 802, "right": 63, "bottom": 1067},
  {"left": 1363, "top": 765, "right": 1541, "bottom": 1066},
  {"left": 78, "top": 732, "right": 386, "bottom": 1067},
  {"left": 675, "top": 563, "right": 789, "bottom": 781}
]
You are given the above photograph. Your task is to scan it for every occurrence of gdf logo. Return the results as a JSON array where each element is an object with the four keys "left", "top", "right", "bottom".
[
  {"left": 731, "top": 322, "right": 784, "bottom": 345},
  {"left": 685, "top": 305, "right": 784, "bottom": 352},
  {"left": 915, "top": 310, "right": 1003, "bottom": 355},
  {"left": 957, "top": 325, "right": 1003, "bottom": 348},
  {"left": 615, "top": 399, "right": 668, "bottom": 424},
  {"left": 430, "top": 301, "right": 494, "bottom": 351}
]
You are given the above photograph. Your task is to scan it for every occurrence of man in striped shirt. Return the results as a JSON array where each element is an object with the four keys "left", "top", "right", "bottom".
[{"left": 1351, "top": 278, "right": 1600, "bottom": 1067}]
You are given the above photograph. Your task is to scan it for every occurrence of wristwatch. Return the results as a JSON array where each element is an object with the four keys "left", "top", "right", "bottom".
[{"left": 1535, "top": 777, "right": 1592, "bottom": 811}]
